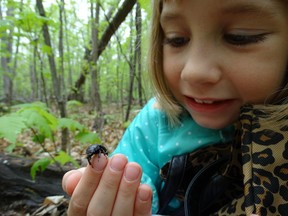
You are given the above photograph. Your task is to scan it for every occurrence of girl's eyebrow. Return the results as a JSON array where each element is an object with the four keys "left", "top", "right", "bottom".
[
  {"left": 221, "top": 2, "right": 277, "bottom": 18},
  {"left": 160, "top": 12, "right": 182, "bottom": 25}
]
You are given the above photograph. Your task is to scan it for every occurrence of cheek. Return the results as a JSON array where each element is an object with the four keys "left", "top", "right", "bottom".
[
  {"left": 163, "top": 53, "right": 182, "bottom": 87},
  {"left": 226, "top": 32, "right": 288, "bottom": 103},
  {"left": 163, "top": 65, "right": 178, "bottom": 83},
  {"left": 230, "top": 61, "right": 286, "bottom": 103}
]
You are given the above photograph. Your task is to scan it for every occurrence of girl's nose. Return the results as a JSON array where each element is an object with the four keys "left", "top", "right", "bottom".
[{"left": 181, "top": 43, "right": 222, "bottom": 85}]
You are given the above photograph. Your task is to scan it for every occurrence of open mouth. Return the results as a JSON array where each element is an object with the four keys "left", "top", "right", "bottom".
[
  {"left": 194, "top": 98, "right": 214, "bottom": 104},
  {"left": 185, "top": 96, "right": 234, "bottom": 113}
]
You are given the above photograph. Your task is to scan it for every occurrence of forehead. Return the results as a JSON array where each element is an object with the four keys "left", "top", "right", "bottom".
[{"left": 160, "top": 0, "right": 288, "bottom": 23}]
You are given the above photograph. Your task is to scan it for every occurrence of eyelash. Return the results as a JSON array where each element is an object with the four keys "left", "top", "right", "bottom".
[
  {"left": 163, "top": 33, "right": 268, "bottom": 48},
  {"left": 163, "top": 37, "right": 190, "bottom": 47},
  {"left": 223, "top": 33, "right": 268, "bottom": 46}
]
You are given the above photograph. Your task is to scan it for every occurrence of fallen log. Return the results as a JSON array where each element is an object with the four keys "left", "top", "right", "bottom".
[{"left": 0, "top": 153, "right": 74, "bottom": 215}]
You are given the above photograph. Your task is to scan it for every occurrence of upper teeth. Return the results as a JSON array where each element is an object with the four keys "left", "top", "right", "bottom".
[{"left": 195, "top": 99, "right": 214, "bottom": 104}]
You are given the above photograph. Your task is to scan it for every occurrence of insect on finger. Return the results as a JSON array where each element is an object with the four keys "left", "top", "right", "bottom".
[{"left": 86, "top": 144, "right": 108, "bottom": 167}]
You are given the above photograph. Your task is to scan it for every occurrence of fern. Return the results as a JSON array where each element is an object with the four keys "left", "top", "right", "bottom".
[
  {"left": 0, "top": 114, "right": 26, "bottom": 143},
  {"left": 17, "top": 106, "right": 58, "bottom": 141},
  {"left": 0, "top": 103, "right": 101, "bottom": 180}
]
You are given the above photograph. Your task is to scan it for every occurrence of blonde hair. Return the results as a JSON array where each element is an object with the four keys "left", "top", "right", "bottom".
[
  {"left": 148, "top": 0, "right": 183, "bottom": 125},
  {"left": 148, "top": 0, "right": 288, "bottom": 125}
]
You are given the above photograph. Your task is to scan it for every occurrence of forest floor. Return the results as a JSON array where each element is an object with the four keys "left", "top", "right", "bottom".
[{"left": 0, "top": 102, "right": 141, "bottom": 215}]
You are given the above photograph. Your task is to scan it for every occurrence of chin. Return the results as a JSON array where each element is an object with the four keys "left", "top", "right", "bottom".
[{"left": 193, "top": 115, "right": 237, "bottom": 130}]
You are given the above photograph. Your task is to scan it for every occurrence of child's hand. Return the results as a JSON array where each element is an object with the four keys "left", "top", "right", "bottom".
[{"left": 62, "top": 154, "right": 152, "bottom": 216}]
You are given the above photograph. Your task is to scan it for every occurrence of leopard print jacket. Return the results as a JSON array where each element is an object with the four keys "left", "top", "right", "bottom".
[
  {"left": 215, "top": 104, "right": 288, "bottom": 216},
  {"left": 159, "top": 104, "right": 288, "bottom": 216}
]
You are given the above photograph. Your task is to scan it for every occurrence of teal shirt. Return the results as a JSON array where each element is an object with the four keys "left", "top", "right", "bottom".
[{"left": 111, "top": 98, "right": 234, "bottom": 213}]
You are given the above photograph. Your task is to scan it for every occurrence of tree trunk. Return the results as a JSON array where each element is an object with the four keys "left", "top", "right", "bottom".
[
  {"left": 37, "top": 49, "right": 49, "bottom": 106},
  {"left": 36, "top": 0, "right": 60, "bottom": 101},
  {"left": 68, "top": 0, "right": 136, "bottom": 100},
  {"left": 0, "top": 153, "right": 70, "bottom": 214},
  {"left": 63, "top": 3, "right": 73, "bottom": 89},
  {"left": 0, "top": 5, "right": 14, "bottom": 105},
  {"left": 58, "top": 0, "right": 69, "bottom": 152},
  {"left": 36, "top": 0, "right": 68, "bottom": 151},
  {"left": 90, "top": 1, "right": 102, "bottom": 112},
  {"left": 30, "top": 44, "right": 39, "bottom": 100},
  {"left": 59, "top": 0, "right": 65, "bottom": 94},
  {"left": 135, "top": 2, "right": 144, "bottom": 107},
  {"left": 12, "top": 0, "right": 23, "bottom": 92},
  {"left": 125, "top": 11, "right": 136, "bottom": 122}
]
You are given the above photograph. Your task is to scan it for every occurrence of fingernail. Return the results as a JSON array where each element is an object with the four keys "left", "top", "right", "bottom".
[
  {"left": 124, "top": 164, "right": 141, "bottom": 182},
  {"left": 110, "top": 155, "right": 126, "bottom": 172},
  {"left": 138, "top": 186, "right": 151, "bottom": 201},
  {"left": 91, "top": 153, "right": 108, "bottom": 171}
]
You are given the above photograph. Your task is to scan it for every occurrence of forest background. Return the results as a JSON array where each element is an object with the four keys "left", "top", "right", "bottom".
[{"left": 0, "top": 0, "right": 153, "bottom": 168}]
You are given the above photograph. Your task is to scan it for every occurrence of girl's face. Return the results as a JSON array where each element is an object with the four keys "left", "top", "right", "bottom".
[{"left": 161, "top": 0, "right": 288, "bottom": 129}]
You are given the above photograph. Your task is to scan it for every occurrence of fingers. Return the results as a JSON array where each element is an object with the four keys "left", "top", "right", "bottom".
[
  {"left": 111, "top": 163, "right": 142, "bottom": 216},
  {"left": 62, "top": 167, "right": 85, "bottom": 196},
  {"left": 67, "top": 153, "right": 108, "bottom": 216},
  {"left": 63, "top": 154, "right": 152, "bottom": 216},
  {"left": 134, "top": 184, "right": 153, "bottom": 216},
  {"left": 87, "top": 154, "right": 129, "bottom": 216}
]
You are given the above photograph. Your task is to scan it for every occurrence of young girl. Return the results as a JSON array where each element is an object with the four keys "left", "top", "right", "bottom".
[{"left": 62, "top": 0, "right": 288, "bottom": 215}]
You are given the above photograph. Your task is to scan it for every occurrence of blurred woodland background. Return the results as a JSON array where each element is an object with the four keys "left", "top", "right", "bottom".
[{"left": 0, "top": 0, "right": 152, "bottom": 214}]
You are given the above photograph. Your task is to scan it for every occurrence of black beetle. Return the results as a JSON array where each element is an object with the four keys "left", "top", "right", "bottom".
[{"left": 86, "top": 144, "right": 108, "bottom": 166}]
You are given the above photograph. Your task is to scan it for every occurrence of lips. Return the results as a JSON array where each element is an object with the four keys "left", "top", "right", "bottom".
[{"left": 185, "top": 97, "right": 234, "bottom": 113}]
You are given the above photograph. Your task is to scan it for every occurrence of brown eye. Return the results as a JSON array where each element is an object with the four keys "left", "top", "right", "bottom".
[{"left": 163, "top": 37, "right": 190, "bottom": 47}]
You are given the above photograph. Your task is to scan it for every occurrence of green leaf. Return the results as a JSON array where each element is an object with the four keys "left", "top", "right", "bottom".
[
  {"left": 30, "top": 157, "right": 52, "bottom": 180},
  {"left": 122, "top": 120, "right": 131, "bottom": 129},
  {"left": 13, "top": 101, "right": 48, "bottom": 110},
  {"left": 58, "top": 118, "right": 84, "bottom": 132},
  {"left": 138, "top": 0, "right": 151, "bottom": 16},
  {"left": 42, "top": 44, "right": 52, "bottom": 55},
  {"left": 0, "top": 114, "right": 26, "bottom": 143},
  {"left": 18, "top": 106, "right": 58, "bottom": 141},
  {"left": 67, "top": 100, "right": 83, "bottom": 108},
  {"left": 5, "top": 142, "right": 24, "bottom": 153},
  {"left": 5, "top": 143, "right": 17, "bottom": 153},
  {"left": 32, "top": 134, "right": 46, "bottom": 144},
  {"left": 75, "top": 131, "right": 101, "bottom": 144},
  {"left": 53, "top": 151, "right": 80, "bottom": 168}
]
